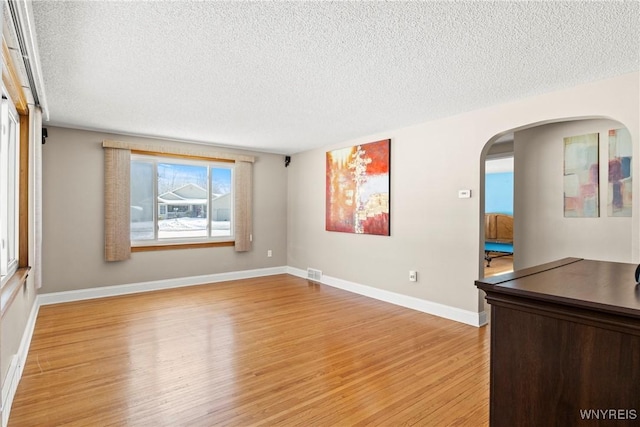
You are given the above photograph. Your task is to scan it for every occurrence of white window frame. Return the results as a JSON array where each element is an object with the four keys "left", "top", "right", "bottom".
[
  {"left": 0, "top": 95, "right": 20, "bottom": 285},
  {"left": 130, "top": 153, "right": 235, "bottom": 247}
]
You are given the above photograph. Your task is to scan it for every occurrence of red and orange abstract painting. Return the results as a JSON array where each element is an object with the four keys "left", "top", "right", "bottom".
[{"left": 326, "top": 139, "right": 390, "bottom": 235}]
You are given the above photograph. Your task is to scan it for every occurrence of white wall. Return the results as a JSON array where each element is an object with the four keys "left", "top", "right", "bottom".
[
  {"left": 513, "top": 119, "right": 632, "bottom": 270},
  {"left": 287, "top": 72, "right": 639, "bottom": 318}
]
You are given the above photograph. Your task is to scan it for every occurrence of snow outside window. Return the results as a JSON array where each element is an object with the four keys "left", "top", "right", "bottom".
[{"left": 130, "top": 155, "right": 234, "bottom": 244}]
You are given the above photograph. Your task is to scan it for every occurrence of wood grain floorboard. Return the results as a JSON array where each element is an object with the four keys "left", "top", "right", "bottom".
[
  {"left": 484, "top": 255, "right": 513, "bottom": 278},
  {"left": 9, "top": 274, "right": 489, "bottom": 426}
]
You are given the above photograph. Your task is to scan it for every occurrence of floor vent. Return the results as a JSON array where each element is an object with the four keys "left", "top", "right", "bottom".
[{"left": 307, "top": 268, "right": 323, "bottom": 282}]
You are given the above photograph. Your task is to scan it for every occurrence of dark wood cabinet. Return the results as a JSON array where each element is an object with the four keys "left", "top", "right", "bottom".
[{"left": 476, "top": 258, "right": 640, "bottom": 427}]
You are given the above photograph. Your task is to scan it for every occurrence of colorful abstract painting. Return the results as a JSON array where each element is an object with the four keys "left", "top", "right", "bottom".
[
  {"left": 564, "top": 133, "right": 599, "bottom": 217},
  {"left": 608, "top": 128, "right": 632, "bottom": 217},
  {"left": 326, "top": 139, "right": 390, "bottom": 235}
]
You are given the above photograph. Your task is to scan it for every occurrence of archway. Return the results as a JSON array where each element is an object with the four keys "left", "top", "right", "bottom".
[
  {"left": 483, "top": 136, "right": 514, "bottom": 277},
  {"left": 479, "top": 117, "right": 634, "bottom": 280}
]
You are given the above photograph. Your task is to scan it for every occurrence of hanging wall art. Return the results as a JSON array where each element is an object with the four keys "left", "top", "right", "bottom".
[
  {"left": 326, "top": 139, "right": 390, "bottom": 235},
  {"left": 563, "top": 133, "right": 599, "bottom": 217},
  {"left": 608, "top": 128, "right": 632, "bottom": 217}
]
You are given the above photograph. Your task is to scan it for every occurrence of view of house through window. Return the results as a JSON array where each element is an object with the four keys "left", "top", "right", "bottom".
[{"left": 130, "top": 155, "right": 233, "bottom": 244}]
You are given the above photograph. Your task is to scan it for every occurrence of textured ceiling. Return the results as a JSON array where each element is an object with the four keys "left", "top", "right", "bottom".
[{"left": 32, "top": 1, "right": 639, "bottom": 154}]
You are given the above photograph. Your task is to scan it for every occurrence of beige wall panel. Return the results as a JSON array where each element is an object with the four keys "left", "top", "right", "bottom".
[
  {"left": 514, "top": 119, "right": 632, "bottom": 270},
  {"left": 1, "top": 279, "right": 35, "bottom": 385},
  {"left": 287, "top": 72, "right": 639, "bottom": 314},
  {"left": 41, "top": 128, "right": 287, "bottom": 293}
]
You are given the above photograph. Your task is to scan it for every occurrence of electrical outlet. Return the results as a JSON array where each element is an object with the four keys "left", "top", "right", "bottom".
[
  {"left": 267, "top": 249, "right": 272, "bottom": 257},
  {"left": 409, "top": 270, "right": 417, "bottom": 282}
]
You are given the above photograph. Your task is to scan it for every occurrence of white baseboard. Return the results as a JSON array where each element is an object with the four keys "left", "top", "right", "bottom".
[
  {"left": 1, "top": 299, "right": 39, "bottom": 427},
  {"left": 0, "top": 356, "right": 17, "bottom": 427},
  {"left": 286, "top": 267, "right": 487, "bottom": 327},
  {"left": 2, "top": 264, "right": 485, "bottom": 425},
  {"left": 37, "top": 265, "right": 486, "bottom": 325},
  {"left": 38, "top": 266, "right": 288, "bottom": 306},
  {"left": 2, "top": 267, "right": 286, "bottom": 425}
]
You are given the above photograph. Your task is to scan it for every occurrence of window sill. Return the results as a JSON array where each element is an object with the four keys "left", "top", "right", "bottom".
[
  {"left": 1, "top": 266, "right": 31, "bottom": 318},
  {"left": 131, "top": 241, "right": 235, "bottom": 252}
]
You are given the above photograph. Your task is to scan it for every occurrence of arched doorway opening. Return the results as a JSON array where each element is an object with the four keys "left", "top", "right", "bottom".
[
  {"left": 480, "top": 117, "right": 634, "bottom": 280},
  {"left": 483, "top": 137, "right": 514, "bottom": 277}
]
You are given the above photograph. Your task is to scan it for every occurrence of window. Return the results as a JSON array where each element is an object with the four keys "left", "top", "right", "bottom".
[
  {"left": 130, "top": 154, "right": 234, "bottom": 245},
  {"left": 104, "top": 139, "right": 253, "bottom": 260},
  {"left": 0, "top": 97, "right": 20, "bottom": 284}
]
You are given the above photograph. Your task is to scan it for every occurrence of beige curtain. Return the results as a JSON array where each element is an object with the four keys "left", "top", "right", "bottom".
[
  {"left": 30, "top": 106, "right": 44, "bottom": 286},
  {"left": 234, "top": 161, "right": 253, "bottom": 252},
  {"left": 104, "top": 147, "right": 131, "bottom": 261}
]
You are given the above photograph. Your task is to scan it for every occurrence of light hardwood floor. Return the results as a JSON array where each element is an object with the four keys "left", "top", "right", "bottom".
[
  {"left": 9, "top": 274, "right": 489, "bottom": 426},
  {"left": 484, "top": 255, "right": 514, "bottom": 278}
]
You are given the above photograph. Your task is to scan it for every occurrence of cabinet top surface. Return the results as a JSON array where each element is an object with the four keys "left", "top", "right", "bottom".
[{"left": 476, "top": 258, "right": 640, "bottom": 317}]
